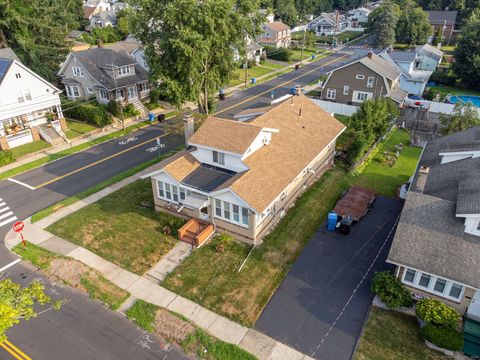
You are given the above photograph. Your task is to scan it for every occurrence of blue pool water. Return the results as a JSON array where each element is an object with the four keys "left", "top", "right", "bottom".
[{"left": 448, "top": 95, "right": 480, "bottom": 107}]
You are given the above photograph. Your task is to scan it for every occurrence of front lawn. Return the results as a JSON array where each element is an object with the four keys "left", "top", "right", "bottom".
[
  {"left": 317, "top": 30, "right": 363, "bottom": 44},
  {"left": 230, "top": 65, "right": 279, "bottom": 87},
  {"left": 354, "top": 308, "right": 447, "bottom": 360},
  {"left": 162, "top": 128, "right": 422, "bottom": 325},
  {"left": 47, "top": 179, "right": 185, "bottom": 275},
  {"left": 65, "top": 120, "right": 99, "bottom": 139},
  {"left": 10, "top": 140, "right": 51, "bottom": 159}
]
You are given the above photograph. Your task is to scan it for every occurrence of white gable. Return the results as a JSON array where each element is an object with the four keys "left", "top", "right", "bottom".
[{"left": 0, "top": 61, "right": 61, "bottom": 122}]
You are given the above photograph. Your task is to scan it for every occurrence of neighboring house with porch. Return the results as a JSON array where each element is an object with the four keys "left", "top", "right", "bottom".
[
  {"left": 57, "top": 47, "right": 150, "bottom": 107},
  {"left": 0, "top": 48, "right": 66, "bottom": 150},
  {"left": 234, "top": 36, "right": 264, "bottom": 64},
  {"left": 143, "top": 95, "right": 345, "bottom": 246},
  {"left": 308, "top": 12, "right": 348, "bottom": 36},
  {"left": 257, "top": 21, "right": 291, "bottom": 49},
  {"left": 321, "top": 52, "right": 407, "bottom": 106},
  {"left": 426, "top": 10, "right": 458, "bottom": 44},
  {"left": 347, "top": 7, "right": 371, "bottom": 27},
  {"left": 387, "top": 127, "right": 480, "bottom": 351}
]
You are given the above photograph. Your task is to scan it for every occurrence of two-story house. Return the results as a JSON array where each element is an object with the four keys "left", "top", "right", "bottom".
[
  {"left": 257, "top": 21, "right": 291, "bottom": 49},
  {"left": 321, "top": 52, "right": 407, "bottom": 106},
  {"left": 415, "top": 44, "right": 443, "bottom": 72},
  {"left": 106, "top": 36, "right": 149, "bottom": 71},
  {"left": 426, "top": 10, "right": 458, "bottom": 44},
  {"left": 347, "top": 7, "right": 371, "bottom": 27},
  {"left": 143, "top": 95, "right": 345, "bottom": 246},
  {"left": 308, "top": 12, "right": 348, "bottom": 36},
  {"left": 0, "top": 48, "right": 66, "bottom": 150},
  {"left": 387, "top": 127, "right": 480, "bottom": 355},
  {"left": 57, "top": 47, "right": 150, "bottom": 106}
]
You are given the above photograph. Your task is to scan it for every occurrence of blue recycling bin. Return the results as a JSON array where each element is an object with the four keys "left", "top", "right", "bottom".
[
  {"left": 327, "top": 212, "right": 338, "bottom": 231},
  {"left": 251, "top": 77, "right": 257, "bottom": 84},
  {"left": 290, "top": 87, "right": 297, "bottom": 95},
  {"left": 311, "top": 54, "right": 316, "bottom": 60},
  {"left": 148, "top": 113, "right": 155, "bottom": 123}
]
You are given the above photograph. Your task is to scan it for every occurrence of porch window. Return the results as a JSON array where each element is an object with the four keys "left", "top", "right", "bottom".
[
  {"left": 70, "top": 86, "right": 80, "bottom": 97},
  {"left": 179, "top": 187, "right": 186, "bottom": 201},
  {"left": 419, "top": 273, "right": 431, "bottom": 288},
  {"left": 223, "top": 201, "right": 231, "bottom": 220},
  {"left": 326, "top": 88, "right": 336, "bottom": 100},
  {"left": 157, "top": 181, "right": 164, "bottom": 198},
  {"left": 165, "top": 183, "right": 172, "bottom": 200},
  {"left": 100, "top": 90, "right": 109, "bottom": 101},
  {"left": 434, "top": 278, "right": 447, "bottom": 293},
  {"left": 172, "top": 185, "right": 179, "bottom": 202},
  {"left": 215, "top": 199, "right": 222, "bottom": 217},
  {"left": 449, "top": 284, "right": 463, "bottom": 299},
  {"left": 242, "top": 208, "right": 249, "bottom": 225},
  {"left": 404, "top": 268, "right": 416, "bottom": 283},
  {"left": 233, "top": 205, "right": 240, "bottom": 222}
]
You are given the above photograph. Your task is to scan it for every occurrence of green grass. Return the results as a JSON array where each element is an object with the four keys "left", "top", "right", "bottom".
[
  {"left": 12, "top": 242, "right": 59, "bottom": 270},
  {"left": 13, "top": 241, "right": 128, "bottom": 310},
  {"left": 351, "top": 129, "right": 423, "bottom": 196},
  {"left": 65, "top": 120, "right": 99, "bottom": 139},
  {"left": 162, "top": 129, "right": 422, "bottom": 325},
  {"left": 230, "top": 65, "right": 279, "bottom": 87},
  {"left": 317, "top": 30, "right": 363, "bottom": 44},
  {"left": 354, "top": 308, "right": 447, "bottom": 360},
  {"left": 126, "top": 299, "right": 159, "bottom": 332},
  {"left": 183, "top": 329, "right": 257, "bottom": 360},
  {"left": 10, "top": 140, "right": 51, "bottom": 159},
  {"left": 47, "top": 178, "right": 185, "bottom": 275},
  {"left": 262, "top": 61, "right": 286, "bottom": 70},
  {"left": 289, "top": 49, "right": 317, "bottom": 62}
]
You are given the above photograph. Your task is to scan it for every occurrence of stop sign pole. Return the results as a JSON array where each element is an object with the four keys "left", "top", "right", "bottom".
[{"left": 12, "top": 221, "right": 26, "bottom": 249}]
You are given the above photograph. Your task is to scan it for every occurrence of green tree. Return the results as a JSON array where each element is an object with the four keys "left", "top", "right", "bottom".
[
  {"left": 129, "top": 0, "right": 262, "bottom": 114},
  {"left": 441, "top": 101, "right": 480, "bottom": 135},
  {"left": 305, "top": 31, "right": 317, "bottom": 49},
  {"left": 0, "top": 279, "right": 62, "bottom": 341},
  {"left": 0, "top": 0, "right": 83, "bottom": 81},
  {"left": 432, "top": 26, "right": 443, "bottom": 46},
  {"left": 274, "top": 0, "right": 298, "bottom": 27},
  {"left": 395, "top": 0, "right": 432, "bottom": 44},
  {"left": 453, "top": 12, "right": 480, "bottom": 90},
  {"left": 368, "top": 0, "right": 400, "bottom": 48}
]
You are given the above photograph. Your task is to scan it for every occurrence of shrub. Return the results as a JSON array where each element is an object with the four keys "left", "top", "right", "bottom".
[
  {"left": 371, "top": 271, "right": 413, "bottom": 308},
  {"left": 265, "top": 47, "right": 292, "bottom": 62},
  {"left": 123, "top": 104, "right": 140, "bottom": 118},
  {"left": 430, "top": 70, "right": 456, "bottom": 86},
  {"left": 416, "top": 298, "right": 461, "bottom": 328},
  {"left": 0, "top": 150, "right": 15, "bottom": 166},
  {"left": 150, "top": 88, "right": 161, "bottom": 103},
  {"left": 64, "top": 101, "right": 111, "bottom": 127},
  {"left": 106, "top": 100, "right": 122, "bottom": 118},
  {"left": 420, "top": 323, "right": 464, "bottom": 350}
]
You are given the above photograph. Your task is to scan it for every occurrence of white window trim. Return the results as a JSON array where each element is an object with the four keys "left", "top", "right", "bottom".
[
  {"left": 213, "top": 198, "right": 249, "bottom": 228},
  {"left": 401, "top": 267, "right": 466, "bottom": 303},
  {"left": 367, "top": 76, "right": 375, "bottom": 88},
  {"left": 343, "top": 85, "right": 349, "bottom": 95},
  {"left": 212, "top": 151, "right": 225, "bottom": 166},
  {"left": 326, "top": 88, "right": 336, "bottom": 100},
  {"left": 100, "top": 89, "right": 109, "bottom": 101},
  {"left": 73, "top": 66, "right": 84, "bottom": 77},
  {"left": 356, "top": 74, "right": 365, "bottom": 80},
  {"left": 87, "top": 87, "right": 94, "bottom": 94}
]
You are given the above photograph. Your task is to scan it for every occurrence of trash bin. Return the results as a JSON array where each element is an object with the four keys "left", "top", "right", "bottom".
[
  {"left": 311, "top": 54, "right": 316, "bottom": 60},
  {"left": 251, "top": 77, "right": 257, "bottom": 84},
  {"left": 295, "top": 64, "right": 300, "bottom": 70},
  {"left": 148, "top": 113, "right": 155, "bottom": 123},
  {"left": 339, "top": 215, "right": 353, "bottom": 235},
  {"left": 158, "top": 114, "right": 165, "bottom": 123},
  {"left": 219, "top": 93, "right": 226, "bottom": 100},
  {"left": 327, "top": 212, "right": 338, "bottom": 231},
  {"left": 290, "top": 87, "right": 296, "bottom": 95}
]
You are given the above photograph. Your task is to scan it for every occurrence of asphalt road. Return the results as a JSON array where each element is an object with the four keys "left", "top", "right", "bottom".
[
  {"left": 0, "top": 36, "right": 375, "bottom": 360},
  {"left": 255, "top": 196, "right": 403, "bottom": 360}
]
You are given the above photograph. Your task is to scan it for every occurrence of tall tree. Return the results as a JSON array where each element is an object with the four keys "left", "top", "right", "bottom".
[
  {"left": 395, "top": 0, "right": 432, "bottom": 45},
  {"left": 274, "top": 0, "right": 299, "bottom": 26},
  {"left": 0, "top": 279, "right": 62, "bottom": 341},
  {"left": 368, "top": 0, "right": 400, "bottom": 48},
  {"left": 453, "top": 11, "right": 480, "bottom": 90},
  {"left": 0, "top": 0, "right": 83, "bottom": 81},
  {"left": 441, "top": 101, "right": 480, "bottom": 135},
  {"left": 129, "top": 0, "right": 263, "bottom": 113}
]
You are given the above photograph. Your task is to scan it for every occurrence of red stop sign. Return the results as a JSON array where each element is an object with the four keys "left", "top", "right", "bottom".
[{"left": 12, "top": 221, "right": 24, "bottom": 233}]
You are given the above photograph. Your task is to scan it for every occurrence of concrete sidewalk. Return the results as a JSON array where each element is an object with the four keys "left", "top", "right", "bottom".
[{"left": 5, "top": 221, "right": 312, "bottom": 360}]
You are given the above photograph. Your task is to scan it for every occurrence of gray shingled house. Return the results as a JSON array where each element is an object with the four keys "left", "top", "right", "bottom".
[
  {"left": 57, "top": 47, "right": 150, "bottom": 106},
  {"left": 387, "top": 126, "right": 480, "bottom": 319}
]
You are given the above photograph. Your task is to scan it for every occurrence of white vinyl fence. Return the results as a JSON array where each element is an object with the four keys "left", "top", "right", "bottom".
[
  {"left": 6, "top": 129, "right": 33, "bottom": 148},
  {"left": 311, "top": 99, "right": 358, "bottom": 116}
]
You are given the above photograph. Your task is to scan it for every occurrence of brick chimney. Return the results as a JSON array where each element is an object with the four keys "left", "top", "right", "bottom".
[
  {"left": 367, "top": 51, "right": 373, "bottom": 59},
  {"left": 415, "top": 166, "right": 429, "bottom": 193},
  {"left": 183, "top": 115, "right": 195, "bottom": 147}
]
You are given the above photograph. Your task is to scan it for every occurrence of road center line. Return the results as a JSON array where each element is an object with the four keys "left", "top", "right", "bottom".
[
  {"left": 7, "top": 178, "right": 36, "bottom": 191},
  {"left": 0, "top": 259, "right": 21, "bottom": 273},
  {"left": 4, "top": 340, "right": 32, "bottom": 360}
]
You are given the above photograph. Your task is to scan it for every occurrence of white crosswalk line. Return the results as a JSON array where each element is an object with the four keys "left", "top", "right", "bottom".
[
  {"left": 0, "top": 216, "right": 16, "bottom": 227},
  {"left": 0, "top": 202, "right": 5, "bottom": 207},
  {"left": 0, "top": 207, "right": 10, "bottom": 214},
  {"left": 0, "top": 211, "right": 14, "bottom": 220}
]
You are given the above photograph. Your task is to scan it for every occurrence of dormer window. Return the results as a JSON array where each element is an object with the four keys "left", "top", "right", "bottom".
[
  {"left": 118, "top": 66, "right": 132, "bottom": 76},
  {"left": 212, "top": 151, "right": 225, "bottom": 165}
]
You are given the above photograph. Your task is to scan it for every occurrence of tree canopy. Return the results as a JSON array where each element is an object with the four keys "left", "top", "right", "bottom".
[
  {"left": 0, "top": 0, "right": 84, "bottom": 81},
  {"left": 452, "top": 11, "right": 480, "bottom": 90},
  {"left": 129, "top": 0, "right": 263, "bottom": 113},
  {"left": 441, "top": 101, "right": 480, "bottom": 135},
  {"left": 0, "top": 279, "right": 62, "bottom": 341},
  {"left": 395, "top": 0, "right": 432, "bottom": 44},
  {"left": 368, "top": 0, "right": 399, "bottom": 48}
]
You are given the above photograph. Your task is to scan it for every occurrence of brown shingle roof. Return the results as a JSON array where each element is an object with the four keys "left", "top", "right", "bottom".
[
  {"left": 265, "top": 21, "right": 290, "bottom": 32},
  {"left": 83, "top": 6, "right": 96, "bottom": 19},
  {"left": 188, "top": 117, "right": 263, "bottom": 154},
  {"left": 359, "top": 53, "right": 401, "bottom": 81},
  {"left": 157, "top": 96, "right": 345, "bottom": 212}
]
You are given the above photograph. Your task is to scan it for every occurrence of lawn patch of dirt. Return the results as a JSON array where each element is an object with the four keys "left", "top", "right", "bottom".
[{"left": 154, "top": 309, "right": 195, "bottom": 343}]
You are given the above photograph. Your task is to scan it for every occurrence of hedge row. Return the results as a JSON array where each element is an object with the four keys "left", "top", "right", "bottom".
[
  {"left": 0, "top": 150, "right": 14, "bottom": 166},
  {"left": 64, "top": 101, "right": 111, "bottom": 127},
  {"left": 421, "top": 324, "right": 464, "bottom": 351}
]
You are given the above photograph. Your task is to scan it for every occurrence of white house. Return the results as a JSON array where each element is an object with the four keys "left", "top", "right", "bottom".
[
  {"left": 347, "top": 7, "right": 371, "bottom": 26},
  {"left": 257, "top": 21, "right": 291, "bottom": 49},
  {"left": 308, "top": 12, "right": 348, "bottom": 36},
  {"left": 415, "top": 44, "right": 443, "bottom": 71},
  {"left": 0, "top": 49, "right": 65, "bottom": 150}
]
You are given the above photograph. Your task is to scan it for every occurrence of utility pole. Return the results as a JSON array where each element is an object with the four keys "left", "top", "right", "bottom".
[
  {"left": 300, "top": 23, "right": 307, "bottom": 66},
  {"left": 244, "top": 36, "right": 248, "bottom": 88},
  {"left": 112, "top": 64, "right": 125, "bottom": 131},
  {"left": 332, "top": 10, "right": 339, "bottom": 48}
]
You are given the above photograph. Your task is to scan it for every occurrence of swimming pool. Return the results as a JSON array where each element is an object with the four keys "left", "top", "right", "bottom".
[{"left": 448, "top": 95, "right": 480, "bottom": 107}]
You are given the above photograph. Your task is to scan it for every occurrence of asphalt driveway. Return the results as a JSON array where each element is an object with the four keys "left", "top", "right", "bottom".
[{"left": 255, "top": 196, "right": 404, "bottom": 360}]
